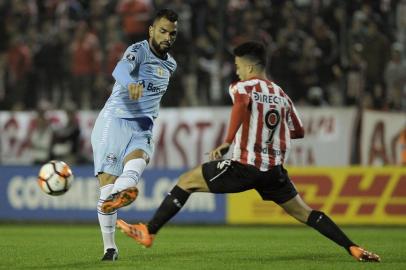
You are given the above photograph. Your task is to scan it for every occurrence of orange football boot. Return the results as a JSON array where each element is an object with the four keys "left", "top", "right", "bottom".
[
  {"left": 116, "top": 219, "right": 155, "bottom": 248},
  {"left": 101, "top": 187, "right": 138, "bottom": 213},
  {"left": 349, "top": 246, "right": 381, "bottom": 262}
]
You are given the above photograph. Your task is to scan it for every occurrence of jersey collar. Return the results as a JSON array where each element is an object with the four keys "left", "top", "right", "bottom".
[
  {"left": 148, "top": 43, "right": 168, "bottom": 60},
  {"left": 243, "top": 76, "right": 272, "bottom": 84}
]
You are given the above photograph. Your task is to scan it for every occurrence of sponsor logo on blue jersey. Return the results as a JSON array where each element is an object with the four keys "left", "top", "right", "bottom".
[{"left": 147, "top": 82, "right": 164, "bottom": 93}]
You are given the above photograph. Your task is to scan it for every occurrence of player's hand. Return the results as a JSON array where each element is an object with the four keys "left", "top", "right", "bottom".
[
  {"left": 128, "top": 82, "right": 143, "bottom": 100},
  {"left": 209, "top": 142, "right": 230, "bottom": 161}
]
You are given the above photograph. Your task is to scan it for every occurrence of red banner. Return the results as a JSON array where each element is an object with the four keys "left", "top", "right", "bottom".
[
  {"left": 0, "top": 107, "right": 372, "bottom": 167},
  {"left": 361, "top": 110, "right": 406, "bottom": 165}
]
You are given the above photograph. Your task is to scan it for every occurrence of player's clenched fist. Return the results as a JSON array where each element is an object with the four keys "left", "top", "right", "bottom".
[{"left": 128, "top": 82, "right": 143, "bottom": 100}]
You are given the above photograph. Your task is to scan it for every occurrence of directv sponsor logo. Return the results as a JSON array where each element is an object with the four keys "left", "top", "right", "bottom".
[{"left": 253, "top": 92, "right": 288, "bottom": 106}]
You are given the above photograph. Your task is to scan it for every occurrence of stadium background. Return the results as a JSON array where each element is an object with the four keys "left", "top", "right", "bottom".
[{"left": 0, "top": 0, "right": 405, "bottom": 227}]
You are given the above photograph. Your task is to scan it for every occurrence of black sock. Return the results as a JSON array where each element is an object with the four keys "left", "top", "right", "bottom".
[
  {"left": 306, "top": 210, "right": 356, "bottom": 253},
  {"left": 147, "top": 185, "right": 190, "bottom": 234}
]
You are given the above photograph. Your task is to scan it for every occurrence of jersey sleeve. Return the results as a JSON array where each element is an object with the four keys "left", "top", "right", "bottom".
[
  {"left": 225, "top": 83, "right": 250, "bottom": 144},
  {"left": 121, "top": 43, "right": 147, "bottom": 69},
  {"left": 172, "top": 60, "right": 177, "bottom": 76},
  {"left": 287, "top": 96, "right": 305, "bottom": 139},
  {"left": 168, "top": 55, "right": 177, "bottom": 76},
  {"left": 112, "top": 43, "right": 147, "bottom": 88}
]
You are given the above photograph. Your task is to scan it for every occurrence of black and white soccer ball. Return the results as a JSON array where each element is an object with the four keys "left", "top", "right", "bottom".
[{"left": 37, "top": 160, "right": 74, "bottom": 196}]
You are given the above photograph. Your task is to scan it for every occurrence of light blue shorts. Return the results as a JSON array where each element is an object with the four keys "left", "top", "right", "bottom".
[{"left": 91, "top": 110, "right": 154, "bottom": 176}]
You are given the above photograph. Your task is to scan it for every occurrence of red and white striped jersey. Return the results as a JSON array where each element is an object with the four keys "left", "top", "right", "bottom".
[{"left": 226, "top": 77, "right": 304, "bottom": 171}]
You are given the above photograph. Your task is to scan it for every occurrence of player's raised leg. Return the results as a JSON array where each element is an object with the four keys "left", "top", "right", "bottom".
[
  {"left": 117, "top": 165, "right": 208, "bottom": 247},
  {"left": 101, "top": 150, "right": 148, "bottom": 213},
  {"left": 279, "top": 194, "right": 380, "bottom": 262},
  {"left": 97, "top": 173, "right": 119, "bottom": 261}
]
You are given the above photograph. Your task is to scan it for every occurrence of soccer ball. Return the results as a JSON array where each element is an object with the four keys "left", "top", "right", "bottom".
[{"left": 37, "top": 160, "right": 74, "bottom": 196}]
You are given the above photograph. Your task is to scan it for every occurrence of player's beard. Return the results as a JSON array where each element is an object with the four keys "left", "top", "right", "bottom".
[{"left": 151, "top": 38, "right": 171, "bottom": 55}]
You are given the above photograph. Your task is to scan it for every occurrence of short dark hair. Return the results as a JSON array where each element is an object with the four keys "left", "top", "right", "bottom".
[
  {"left": 154, "top": 9, "right": 178, "bottom": 23},
  {"left": 233, "top": 41, "right": 267, "bottom": 67}
]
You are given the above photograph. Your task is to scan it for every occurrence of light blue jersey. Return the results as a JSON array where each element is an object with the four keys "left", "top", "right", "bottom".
[
  {"left": 91, "top": 40, "right": 176, "bottom": 176},
  {"left": 104, "top": 40, "right": 177, "bottom": 119}
]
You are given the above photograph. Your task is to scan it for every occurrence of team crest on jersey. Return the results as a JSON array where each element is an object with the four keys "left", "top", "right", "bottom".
[
  {"left": 156, "top": 67, "right": 166, "bottom": 77},
  {"left": 106, "top": 153, "right": 117, "bottom": 165}
]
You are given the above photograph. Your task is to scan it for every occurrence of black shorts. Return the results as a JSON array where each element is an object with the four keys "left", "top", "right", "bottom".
[{"left": 202, "top": 160, "right": 298, "bottom": 204}]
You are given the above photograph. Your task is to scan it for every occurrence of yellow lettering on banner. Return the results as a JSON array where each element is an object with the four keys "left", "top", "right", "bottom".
[{"left": 227, "top": 167, "right": 406, "bottom": 225}]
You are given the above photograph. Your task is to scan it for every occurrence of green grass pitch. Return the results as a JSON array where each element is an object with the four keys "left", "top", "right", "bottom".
[{"left": 0, "top": 224, "right": 405, "bottom": 270}]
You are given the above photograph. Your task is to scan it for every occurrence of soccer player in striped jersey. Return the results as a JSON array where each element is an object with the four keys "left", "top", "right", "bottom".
[
  {"left": 117, "top": 41, "right": 380, "bottom": 262},
  {"left": 91, "top": 9, "right": 178, "bottom": 261}
]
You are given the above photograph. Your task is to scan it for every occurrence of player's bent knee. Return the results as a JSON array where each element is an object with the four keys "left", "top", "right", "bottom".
[
  {"left": 177, "top": 167, "right": 206, "bottom": 192},
  {"left": 177, "top": 172, "right": 194, "bottom": 191},
  {"left": 98, "top": 173, "right": 117, "bottom": 186},
  {"left": 124, "top": 149, "right": 150, "bottom": 164}
]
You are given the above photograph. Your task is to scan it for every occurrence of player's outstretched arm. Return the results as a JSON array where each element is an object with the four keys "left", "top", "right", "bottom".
[
  {"left": 290, "top": 126, "right": 304, "bottom": 139},
  {"left": 288, "top": 99, "right": 305, "bottom": 139},
  {"left": 209, "top": 93, "right": 249, "bottom": 160},
  {"left": 112, "top": 43, "right": 145, "bottom": 92},
  {"left": 112, "top": 61, "right": 137, "bottom": 89}
]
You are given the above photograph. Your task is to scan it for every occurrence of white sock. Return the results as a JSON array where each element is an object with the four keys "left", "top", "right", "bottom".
[
  {"left": 111, "top": 158, "right": 147, "bottom": 194},
  {"left": 97, "top": 184, "right": 118, "bottom": 253}
]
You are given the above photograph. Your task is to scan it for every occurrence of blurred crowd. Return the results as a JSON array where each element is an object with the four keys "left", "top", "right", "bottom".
[{"left": 0, "top": 0, "right": 405, "bottom": 111}]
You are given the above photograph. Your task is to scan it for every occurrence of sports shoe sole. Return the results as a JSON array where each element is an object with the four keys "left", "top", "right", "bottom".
[{"left": 101, "top": 187, "right": 138, "bottom": 213}]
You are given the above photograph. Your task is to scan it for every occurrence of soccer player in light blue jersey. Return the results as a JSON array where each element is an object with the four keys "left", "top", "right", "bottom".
[{"left": 90, "top": 9, "right": 178, "bottom": 261}]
